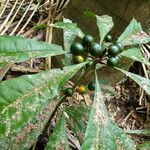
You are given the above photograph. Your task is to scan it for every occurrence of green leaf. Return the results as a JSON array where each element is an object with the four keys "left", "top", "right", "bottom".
[
  {"left": 0, "top": 35, "right": 65, "bottom": 68},
  {"left": 116, "top": 67, "right": 150, "bottom": 95},
  {"left": 62, "top": 54, "right": 73, "bottom": 66},
  {"left": 81, "top": 71, "right": 117, "bottom": 150},
  {"left": 52, "top": 21, "right": 84, "bottom": 38},
  {"left": 83, "top": 10, "right": 96, "bottom": 18},
  {"left": 34, "top": 23, "right": 48, "bottom": 30},
  {"left": 0, "top": 65, "right": 10, "bottom": 81},
  {"left": 126, "top": 129, "right": 150, "bottom": 136},
  {"left": 98, "top": 79, "right": 117, "bottom": 96},
  {"left": 117, "top": 18, "right": 150, "bottom": 46},
  {"left": 96, "top": 15, "right": 114, "bottom": 44},
  {"left": 81, "top": 71, "right": 136, "bottom": 150},
  {"left": 137, "top": 141, "right": 150, "bottom": 150},
  {"left": 66, "top": 105, "right": 90, "bottom": 143},
  {"left": 63, "top": 18, "right": 77, "bottom": 52},
  {"left": 62, "top": 18, "right": 76, "bottom": 66},
  {"left": 120, "top": 48, "right": 150, "bottom": 66},
  {"left": 0, "top": 63, "right": 86, "bottom": 150},
  {"left": 45, "top": 114, "right": 70, "bottom": 150},
  {"left": 110, "top": 121, "right": 136, "bottom": 150}
]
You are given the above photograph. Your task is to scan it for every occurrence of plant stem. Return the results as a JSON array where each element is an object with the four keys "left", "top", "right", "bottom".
[{"left": 37, "top": 59, "right": 98, "bottom": 147}]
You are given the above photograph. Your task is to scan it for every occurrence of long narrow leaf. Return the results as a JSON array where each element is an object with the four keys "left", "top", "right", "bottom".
[
  {"left": 0, "top": 63, "right": 86, "bottom": 150},
  {"left": 0, "top": 35, "right": 62, "bottom": 52},
  {"left": 110, "top": 121, "right": 136, "bottom": 150},
  {"left": 120, "top": 48, "right": 150, "bottom": 66},
  {"left": 62, "top": 18, "right": 76, "bottom": 66},
  {"left": 63, "top": 18, "right": 77, "bottom": 51},
  {"left": 126, "top": 129, "right": 150, "bottom": 136},
  {"left": 81, "top": 70, "right": 136, "bottom": 150},
  {"left": 137, "top": 141, "right": 150, "bottom": 150},
  {"left": 0, "top": 35, "right": 65, "bottom": 67},
  {"left": 51, "top": 21, "right": 84, "bottom": 38},
  {"left": 81, "top": 71, "right": 117, "bottom": 150},
  {"left": 117, "top": 18, "right": 150, "bottom": 46},
  {"left": 116, "top": 67, "right": 150, "bottom": 95},
  {"left": 96, "top": 15, "right": 114, "bottom": 44},
  {"left": 66, "top": 105, "right": 90, "bottom": 143},
  {"left": 45, "top": 115, "right": 70, "bottom": 150},
  {"left": 0, "top": 65, "right": 11, "bottom": 81}
]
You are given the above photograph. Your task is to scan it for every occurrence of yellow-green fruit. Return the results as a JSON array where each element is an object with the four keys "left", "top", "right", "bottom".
[
  {"left": 73, "top": 56, "right": 85, "bottom": 64},
  {"left": 77, "top": 85, "right": 87, "bottom": 94}
]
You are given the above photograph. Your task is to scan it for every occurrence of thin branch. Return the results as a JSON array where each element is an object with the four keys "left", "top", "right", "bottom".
[
  {"left": 0, "top": 0, "right": 10, "bottom": 19},
  {"left": 45, "top": 0, "right": 55, "bottom": 69},
  {"left": 17, "top": 2, "right": 40, "bottom": 35},
  {"left": 1, "top": 0, "right": 25, "bottom": 34},
  {"left": 23, "top": 17, "right": 50, "bottom": 37},
  {"left": 0, "top": 0, "right": 19, "bottom": 33},
  {"left": 58, "top": 0, "right": 70, "bottom": 11},
  {"left": 10, "top": 0, "right": 34, "bottom": 35}
]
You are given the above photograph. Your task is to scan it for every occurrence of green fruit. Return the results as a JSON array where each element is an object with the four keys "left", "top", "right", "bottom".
[
  {"left": 88, "top": 81, "right": 96, "bottom": 91},
  {"left": 107, "top": 56, "right": 120, "bottom": 67},
  {"left": 105, "top": 35, "right": 112, "bottom": 42},
  {"left": 70, "top": 42, "right": 84, "bottom": 55},
  {"left": 116, "top": 42, "right": 124, "bottom": 52},
  {"left": 73, "top": 56, "right": 85, "bottom": 64},
  {"left": 89, "top": 43, "right": 104, "bottom": 57},
  {"left": 83, "top": 35, "right": 94, "bottom": 46},
  {"left": 108, "top": 44, "right": 120, "bottom": 56},
  {"left": 64, "top": 88, "right": 74, "bottom": 96},
  {"left": 115, "top": 55, "right": 120, "bottom": 61}
]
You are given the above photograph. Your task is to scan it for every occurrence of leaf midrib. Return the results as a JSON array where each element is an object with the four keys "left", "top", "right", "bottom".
[{"left": 0, "top": 70, "right": 62, "bottom": 115}]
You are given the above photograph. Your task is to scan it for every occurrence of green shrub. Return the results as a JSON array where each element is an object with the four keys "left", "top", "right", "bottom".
[{"left": 0, "top": 14, "right": 150, "bottom": 150}]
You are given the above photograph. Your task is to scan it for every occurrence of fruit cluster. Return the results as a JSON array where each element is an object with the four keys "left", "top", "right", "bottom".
[
  {"left": 70, "top": 34, "right": 124, "bottom": 67},
  {"left": 105, "top": 35, "right": 124, "bottom": 67},
  {"left": 65, "top": 34, "right": 124, "bottom": 97},
  {"left": 70, "top": 35, "right": 105, "bottom": 64},
  {"left": 64, "top": 81, "right": 96, "bottom": 96}
]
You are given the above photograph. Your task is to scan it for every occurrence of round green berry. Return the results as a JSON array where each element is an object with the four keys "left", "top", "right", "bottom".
[
  {"left": 107, "top": 56, "right": 120, "bottom": 67},
  {"left": 70, "top": 42, "right": 84, "bottom": 55},
  {"left": 64, "top": 88, "right": 74, "bottom": 96},
  {"left": 116, "top": 42, "right": 124, "bottom": 52},
  {"left": 89, "top": 43, "right": 104, "bottom": 57},
  {"left": 105, "top": 35, "right": 112, "bottom": 42},
  {"left": 83, "top": 35, "right": 94, "bottom": 46},
  {"left": 88, "top": 81, "right": 96, "bottom": 91},
  {"left": 108, "top": 44, "right": 120, "bottom": 56}
]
